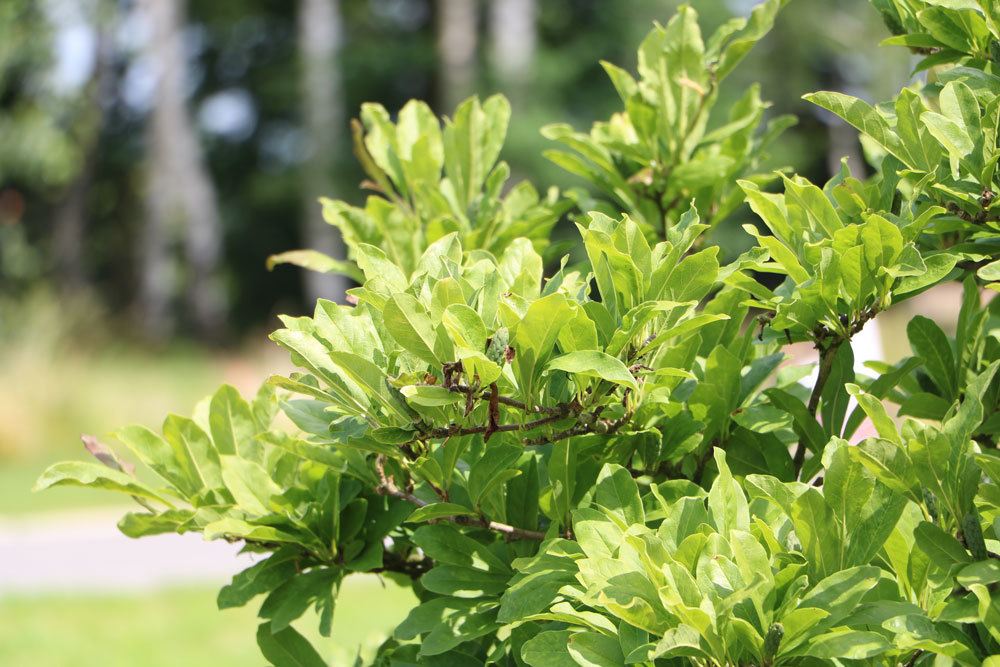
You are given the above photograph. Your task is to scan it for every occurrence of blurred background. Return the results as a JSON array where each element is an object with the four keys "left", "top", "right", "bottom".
[{"left": 0, "top": 0, "right": 927, "bottom": 664}]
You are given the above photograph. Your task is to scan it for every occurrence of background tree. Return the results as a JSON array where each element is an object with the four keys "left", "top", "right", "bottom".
[
  {"left": 489, "top": 0, "right": 536, "bottom": 106},
  {"left": 297, "top": 0, "right": 348, "bottom": 304},
  {"left": 139, "top": 0, "right": 226, "bottom": 340},
  {"left": 437, "top": 0, "right": 479, "bottom": 110}
]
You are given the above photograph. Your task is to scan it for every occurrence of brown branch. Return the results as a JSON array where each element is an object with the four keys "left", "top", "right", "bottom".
[
  {"left": 374, "top": 456, "right": 545, "bottom": 541},
  {"left": 435, "top": 383, "right": 567, "bottom": 415},
  {"left": 793, "top": 339, "right": 841, "bottom": 476},
  {"left": 423, "top": 412, "right": 569, "bottom": 440},
  {"left": 787, "top": 306, "right": 880, "bottom": 476},
  {"left": 372, "top": 552, "right": 434, "bottom": 579}
]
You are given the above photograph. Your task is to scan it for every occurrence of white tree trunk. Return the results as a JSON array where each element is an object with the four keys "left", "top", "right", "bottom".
[
  {"left": 297, "top": 0, "right": 347, "bottom": 305},
  {"left": 489, "top": 0, "right": 536, "bottom": 104},
  {"left": 437, "top": 0, "right": 478, "bottom": 110},
  {"left": 139, "top": 0, "right": 226, "bottom": 340}
]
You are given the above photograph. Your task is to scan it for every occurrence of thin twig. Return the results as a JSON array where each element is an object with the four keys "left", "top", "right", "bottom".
[
  {"left": 374, "top": 456, "right": 545, "bottom": 541},
  {"left": 423, "top": 412, "right": 568, "bottom": 440},
  {"left": 433, "top": 383, "right": 567, "bottom": 415}
]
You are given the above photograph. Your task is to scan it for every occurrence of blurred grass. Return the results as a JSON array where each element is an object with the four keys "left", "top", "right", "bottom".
[
  {"left": 0, "top": 292, "right": 288, "bottom": 515},
  {"left": 0, "top": 576, "right": 417, "bottom": 666}
]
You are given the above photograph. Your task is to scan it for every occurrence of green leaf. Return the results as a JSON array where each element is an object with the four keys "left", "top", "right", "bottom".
[
  {"left": 422, "top": 565, "right": 510, "bottom": 598},
  {"left": 843, "top": 357, "right": 922, "bottom": 438},
  {"left": 707, "top": 449, "right": 750, "bottom": 536},
  {"left": 162, "top": 415, "right": 224, "bottom": 492},
  {"left": 922, "top": 111, "right": 974, "bottom": 161},
  {"left": 115, "top": 425, "right": 202, "bottom": 499},
  {"left": 978, "top": 259, "right": 1000, "bottom": 281},
  {"left": 117, "top": 510, "right": 194, "bottom": 537},
  {"left": 765, "top": 388, "right": 828, "bottom": 454},
  {"left": 209, "top": 385, "right": 262, "bottom": 461},
  {"left": 782, "top": 174, "right": 842, "bottom": 237},
  {"left": 803, "top": 92, "right": 905, "bottom": 162},
  {"left": 568, "top": 631, "right": 626, "bottom": 667},
  {"left": 512, "top": 293, "right": 575, "bottom": 398},
  {"left": 259, "top": 568, "right": 339, "bottom": 633},
  {"left": 468, "top": 442, "right": 522, "bottom": 509},
  {"left": 714, "top": 0, "right": 788, "bottom": 80},
  {"left": 219, "top": 551, "right": 299, "bottom": 610},
  {"left": 547, "top": 350, "right": 638, "bottom": 391},
  {"left": 266, "top": 249, "right": 364, "bottom": 282},
  {"left": 256, "top": 622, "right": 326, "bottom": 667},
  {"left": 914, "top": 521, "right": 971, "bottom": 568},
  {"left": 907, "top": 315, "right": 958, "bottom": 399},
  {"left": 442, "top": 304, "right": 488, "bottom": 352},
  {"left": 384, "top": 293, "right": 441, "bottom": 365},
  {"left": 790, "top": 488, "right": 841, "bottom": 579},
  {"left": 522, "top": 630, "right": 578, "bottom": 667},
  {"left": 407, "top": 502, "right": 477, "bottom": 523},
  {"left": 798, "top": 566, "right": 883, "bottom": 626},
  {"left": 800, "top": 629, "right": 891, "bottom": 659},
  {"left": 34, "top": 461, "right": 173, "bottom": 507},
  {"left": 412, "top": 524, "right": 510, "bottom": 573},
  {"left": 203, "top": 518, "right": 308, "bottom": 548},
  {"left": 845, "top": 385, "right": 900, "bottom": 445},
  {"left": 595, "top": 464, "right": 644, "bottom": 525},
  {"left": 220, "top": 455, "right": 281, "bottom": 516}
]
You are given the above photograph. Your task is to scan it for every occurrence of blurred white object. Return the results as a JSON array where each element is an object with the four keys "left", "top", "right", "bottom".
[{"left": 0, "top": 508, "right": 254, "bottom": 594}]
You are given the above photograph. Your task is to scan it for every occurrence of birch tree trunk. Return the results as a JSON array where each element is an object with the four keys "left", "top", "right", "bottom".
[
  {"left": 437, "top": 0, "right": 478, "bottom": 110},
  {"left": 489, "top": 0, "right": 535, "bottom": 105},
  {"left": 139, "top": 0, "right": 225, "bottom": 341},
  {"left": 297, "top": 0, "right": 347, "bottom": 304}
]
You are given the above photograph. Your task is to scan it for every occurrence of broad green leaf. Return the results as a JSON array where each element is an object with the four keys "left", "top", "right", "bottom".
[
  {"left": 468, "top": 442, "right": 522, "bottom": 508},
  {"left": 34, "top": 461, "right": 173, "bottom": 507},
  {"left": 422, "top": 565, "right": 510, "bottom": 598},
  {"left": 804, "top": 91, "right": 904, "bottom": 161},
  {"left": 220, "top": 456, "right": 281, "bottom": 516},
  {"left": 412, "top": 524, "right": 510, "bottom": 573},
  {"left": 568, "top": 631, "right": 626, "bottom": 667},
  {"left": 265, "top": 249, "right": 364, "bottom": 282},
  {"left": 914, "top": 521, "right": 971, "bottom": 568},
  {"left": 513, "top": 293, "right": 575, "bottom": 398},
  {"left": 594, "top": 464, "right": 644, "bottom": 525},
  {"left": 203, "top": 518, "right": 309, "bottom": 548},
  {"left": 547, "top": 351, "right": 639, "bottom": 391},
  {"left": 116, "top": 425, "right": 202, "bottom": 499},
  {"left": 790, "top": 488, "right": 841, "bottom": 579},
  {"left": 845, "top": 385, "right": 900, "bottom": 444},
  {"left": 256, "top": 622, "right": 326, "bottom": 667},
  {"left": 219, "top": 551, "right": 299, "bottom": 610},
  {"left": 907, "top": 315, "right": 957, "bottom": 399},
  {"left": 209, "top": 385, "right": 262, "bottom": 461},
  {"left": 163, "top": 415, "right": 224, "bottom": 492},
  {"left": 800, "top": 629, "right": 891, "bottom": 659},
  {"left": 442, "top": 304, "right": 488, "bottom": 353},
  {"left": 384, "top": 293, "right": 441, "bottom": 365},
  {"left": 707, "top": 449, "right": 750, "bottom": 536},
  {"left": 522, "top": 630, "right": 578, "bottom": 667},
  {"left": 798, "top": 566, "right": 883, "bottom": 625}
]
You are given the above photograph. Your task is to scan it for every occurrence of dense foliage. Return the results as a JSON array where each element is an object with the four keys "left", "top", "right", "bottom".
[{"left": 37, "top": 1, "right": 1000, "bottom": 665}]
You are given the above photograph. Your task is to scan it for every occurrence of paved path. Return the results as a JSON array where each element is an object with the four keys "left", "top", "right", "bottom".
[{"left": 0, "top": 507, "right": 254, "bottom": 594}]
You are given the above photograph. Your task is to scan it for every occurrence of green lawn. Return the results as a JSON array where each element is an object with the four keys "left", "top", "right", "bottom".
[{"left": 0, "top": 576, "right": 417, "bottom": 667}]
